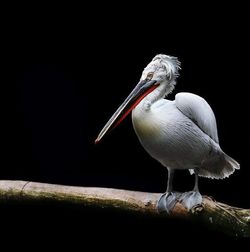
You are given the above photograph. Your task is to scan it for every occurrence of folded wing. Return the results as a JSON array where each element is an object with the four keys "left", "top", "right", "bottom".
[{"left": 175, "top": 92, "right": 219, "bottom": 143}]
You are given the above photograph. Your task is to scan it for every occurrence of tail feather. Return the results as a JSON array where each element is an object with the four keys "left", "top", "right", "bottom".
[{"left": 189, "top": 151, "right": 240, "bottom": 179}]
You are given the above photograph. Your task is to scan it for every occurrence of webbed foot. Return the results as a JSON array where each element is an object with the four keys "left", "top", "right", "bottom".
[
  {"left": 157, "top": 192, "right": 180, "bottom": 214},
  {"left": 179, "top": 191, "right": 202, "bottom": 210}
]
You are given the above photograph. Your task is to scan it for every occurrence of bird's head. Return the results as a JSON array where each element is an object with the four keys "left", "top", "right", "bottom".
[
  {"left": 140, "top": 54, "right": 181, "bottom": 93},
  {"left": 95, "top": 54, "right": 181, "bottom": 143}
]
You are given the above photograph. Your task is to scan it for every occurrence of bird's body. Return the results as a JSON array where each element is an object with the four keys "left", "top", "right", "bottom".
[
  {"left": 132, "top": 92, "right": 237, "bottom": 179},
  {"left": 96, "top": 54, "right": 239, "bottom": 212},
  {"left": 132, "top": 94, "right": 212, "bottom": 171}
]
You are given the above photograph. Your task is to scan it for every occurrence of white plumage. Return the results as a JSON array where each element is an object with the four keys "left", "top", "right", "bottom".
[
  {"left": 132, "top": 55, "right": 239, "bottom": 179},
  {"left": 96, "top": 54, "right": 240, "bottom": 212}
]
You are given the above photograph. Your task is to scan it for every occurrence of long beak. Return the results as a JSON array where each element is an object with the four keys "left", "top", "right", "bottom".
[{"left": 95, "top": 79, "right": 158, "bottom": 143}]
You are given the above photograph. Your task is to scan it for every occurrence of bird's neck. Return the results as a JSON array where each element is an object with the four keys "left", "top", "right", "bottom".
[{"left": 136, "top": 81, "right": 174, "bottom": 111}]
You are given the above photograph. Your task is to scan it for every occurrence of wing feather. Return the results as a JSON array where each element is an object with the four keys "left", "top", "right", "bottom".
[{"left": 175, "top": 92, "right": 219, "bottom": 143}]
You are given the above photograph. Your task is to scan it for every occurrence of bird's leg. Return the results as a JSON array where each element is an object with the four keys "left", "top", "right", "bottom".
[
  {"left": 193, "top": 170, "right": 199, "bottom": 191},
  {"left": 166, "top": 168, "right": 174, "bottom": 192},
  {"left": 180, "top": 169, "right": 202, "bottom": 210},
  {"left": 157, "top": 169, "right": 179, "bottom": 214}
]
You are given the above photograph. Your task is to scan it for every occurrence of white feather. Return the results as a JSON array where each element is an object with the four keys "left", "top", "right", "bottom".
[{"left": 132, "top": 54, "right": 239, "bottom": 179}]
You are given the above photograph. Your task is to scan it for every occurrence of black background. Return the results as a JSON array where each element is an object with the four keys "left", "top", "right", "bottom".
[{"left": 2, "top": 4, "right": 250, "bottom": 245}]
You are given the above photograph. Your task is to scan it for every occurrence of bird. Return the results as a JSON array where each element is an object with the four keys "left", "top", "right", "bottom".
[{"left": 95, "top": 54, "right": 240, "bottom": 213}]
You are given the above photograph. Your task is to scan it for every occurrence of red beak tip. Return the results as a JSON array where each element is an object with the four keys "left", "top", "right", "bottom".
[{"left": 94, "top": 139, "right": 99, "bottom": 144}]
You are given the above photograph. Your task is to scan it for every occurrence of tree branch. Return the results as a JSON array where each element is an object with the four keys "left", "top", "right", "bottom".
[{"left": 0, "top": 180, "right": 249, "bottom": 237}]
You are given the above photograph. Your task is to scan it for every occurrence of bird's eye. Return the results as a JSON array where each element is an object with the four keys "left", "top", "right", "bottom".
[{"left": 146, "top": 72, "right": 154, "bottom": 80}]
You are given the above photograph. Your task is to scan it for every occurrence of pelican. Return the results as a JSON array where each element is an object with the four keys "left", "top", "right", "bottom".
[{"left": 95, "top": 54, "right": 240, "bottom": 213}]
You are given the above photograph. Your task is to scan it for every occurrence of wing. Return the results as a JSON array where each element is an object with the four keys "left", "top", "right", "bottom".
[{"left": 175, "top": 92, "right": 219, "bottom": 143}]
